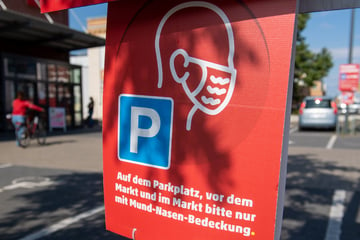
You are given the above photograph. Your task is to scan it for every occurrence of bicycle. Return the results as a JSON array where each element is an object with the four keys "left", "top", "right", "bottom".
[{"left": 7, "top": 112, "right": 47, "bottom": 147}]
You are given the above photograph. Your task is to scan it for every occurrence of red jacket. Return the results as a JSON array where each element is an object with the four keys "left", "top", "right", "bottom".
[{"left": 12, "top": 99, "right": 43, "bottom": 116}]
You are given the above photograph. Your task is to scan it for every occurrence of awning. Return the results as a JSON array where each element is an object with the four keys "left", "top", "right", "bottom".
[{"left": 0, "top": 9, "right": 105, "bottom": 51}]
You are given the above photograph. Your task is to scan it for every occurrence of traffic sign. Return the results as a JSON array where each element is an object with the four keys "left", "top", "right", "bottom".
[{"left": 118, "top": 94, "right": 173, "bottom": 169}]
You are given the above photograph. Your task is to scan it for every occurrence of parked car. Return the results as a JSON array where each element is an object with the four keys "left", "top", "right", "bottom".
[
  {"left": 338, "top": 102, "right": 360, "bottom": 114},
  {"left": 298, "top": 96, "right": 338, "bottom": 130}
]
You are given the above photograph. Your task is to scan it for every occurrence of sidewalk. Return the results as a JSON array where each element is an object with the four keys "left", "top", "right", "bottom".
[
  {"left": 0, "top": 127, "right": 103, "bottom": 173},
  {"left": 1, "top": 119, "right": 359, "bottom": 175}
]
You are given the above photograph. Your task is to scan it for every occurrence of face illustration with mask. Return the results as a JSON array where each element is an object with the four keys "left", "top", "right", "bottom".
[{"left": 155, "top": 2, "right": 237, "bottom": 131}]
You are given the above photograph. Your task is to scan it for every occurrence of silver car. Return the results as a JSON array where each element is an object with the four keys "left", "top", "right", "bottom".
[{"left": 299, "top": 96, "right": 338, "bottom": 130}]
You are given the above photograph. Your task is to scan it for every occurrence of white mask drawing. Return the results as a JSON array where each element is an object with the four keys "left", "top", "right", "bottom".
[{"left": 155, "top": 1, "right": 236, "bottom": 131}]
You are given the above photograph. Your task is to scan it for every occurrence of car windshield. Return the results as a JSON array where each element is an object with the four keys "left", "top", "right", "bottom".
[{"left": 305, "top": 99, "right": 331, "bottom": 108}]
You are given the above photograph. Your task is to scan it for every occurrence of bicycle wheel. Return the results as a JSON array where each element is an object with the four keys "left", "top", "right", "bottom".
[
  {"left": 36, "top": 121, "right": 47, "bottom": 145},
  {"left": 18, "top": 128, "right": 30, "bottom": 148}
]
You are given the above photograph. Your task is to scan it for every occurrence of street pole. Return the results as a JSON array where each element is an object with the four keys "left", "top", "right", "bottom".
[
  {"left": 348, "top": 9, "right": 355, "bottom": 64},
  {"left": 344, "top": 9, "right": 355, "bottom": 134},
  {"left": 344, "top": 9, "right": 355, "bottom": 133}
]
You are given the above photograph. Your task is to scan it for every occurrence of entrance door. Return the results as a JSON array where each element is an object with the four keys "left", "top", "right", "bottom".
[{"left": 57, "top": 83, "right": 74, "bottom": 127}]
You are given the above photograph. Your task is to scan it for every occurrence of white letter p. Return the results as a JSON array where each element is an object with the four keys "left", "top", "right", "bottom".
[{"left": 130, "top": 107, "right": 160, "bottom": 153}]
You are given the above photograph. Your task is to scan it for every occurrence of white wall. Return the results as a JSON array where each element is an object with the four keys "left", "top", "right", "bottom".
[{"left": 87, "top": 46, "right": 105, "bottom": 120}]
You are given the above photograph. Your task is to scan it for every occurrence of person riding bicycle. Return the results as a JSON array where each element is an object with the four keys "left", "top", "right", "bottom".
[{"left": 11, "top": 91, "right": 44, "bottom": 147}]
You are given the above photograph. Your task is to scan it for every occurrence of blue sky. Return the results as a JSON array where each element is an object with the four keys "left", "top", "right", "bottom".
[
  {"left": 69, "top": 3, "right": 108, "bottom": 32},
  {"left": 303, "top": 8, "right": 360, "bottom": 97},
  {"left": 69, "top": 4, "right": 360, "bottom": 98}
]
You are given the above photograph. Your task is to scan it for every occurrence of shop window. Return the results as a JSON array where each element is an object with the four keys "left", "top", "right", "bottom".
[
  {"left": 37, "top": 63, "right": 47, "bottom": 80},
  {"left": 73, "top": 86, "right": 82, "bottom": 126},
  {"left": 58, "top": 65, "right": 70, "bottom": 83},
  {"left": 48, "top": 64, "right": 57, "bottom": 82},
  {"left": 5, "top": 81, "right": 15, "bottom": 113},
  {"left": 60, "top": 85, "right": 72, "bottom": 110},
  {"left": 57, "top": 84, "right": 73, "bottom": 126},
  {"left": 17, "top": 82, "right": 35, "bottom": 103},
  {"left": 71, "top": 68, "right": 81, "bottom": 84},
  {"left": 75, "top": 112, "right": 82, "bottom": 126},
  {"left": 37, "top": 83, "right": 47, "bottom": 106},
  {"left": 4, "top": 58, "right": 15, "bottom": 77},
  {"left": 48, "top": 83, "right": 56, "bottom": 107},
  {"left": 4, "top": 58, "right": 36, "bottom": 80},
  {"left": 74, "top": 86, "right": 81, "bottom": 112},
  {"left": 57, "top": 85, "right": 64, "bottom": 106},
  {"left": 2, "top": 54, "right": 84, "bottom": 130},
  {"left": 16, "top": 60, "right": 36, "bottom": 80}
]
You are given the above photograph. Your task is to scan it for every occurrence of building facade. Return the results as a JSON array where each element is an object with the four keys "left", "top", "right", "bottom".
[
  {"left": 86, "top": 17, "right": 106, "bottom": 121},
  {"left": 70, "top": 17, "right": 106, "bottom": 121},
  {"left": 0, "top": 0, "right": 105, "bottom": 133}
]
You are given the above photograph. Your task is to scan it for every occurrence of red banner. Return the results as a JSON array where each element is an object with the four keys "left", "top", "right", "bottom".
[
  {"left": 27, "top": 0, "right": 38, "bottom": 7},
  {"left": 40, "top": 0, "right": 113, "bottom": 13},
  {"left": 103, "top": 0, "right": 296, "bottom": 239}
]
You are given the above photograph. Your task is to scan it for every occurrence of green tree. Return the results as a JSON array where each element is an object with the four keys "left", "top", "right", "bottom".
[{"left": 293, "top": 13, "right": 333, "bottom": 107}]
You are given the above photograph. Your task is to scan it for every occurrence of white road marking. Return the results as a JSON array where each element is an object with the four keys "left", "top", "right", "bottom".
[
  {"left": 289, "top": 127, "right": 298, "bottom": 134},
  {"left": 324, "top": 190, "right": 346, "bottom": 240},
  {"left": 0, "top": 163, "right": 12, "bottom": 168},
  {"left": 288, "top": 127, "right": 297, "bottom": 145},
  {"left": 0, "top": 177, "right": 54, "bottom": 193},
  {"left": 326, "top": 134, "right": 337, "bottom": 150},
  {"left": 19, "top": 205, "right": 105, "bottom": 240}
]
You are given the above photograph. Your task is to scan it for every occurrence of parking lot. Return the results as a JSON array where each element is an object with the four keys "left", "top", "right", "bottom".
[
  {"left": 0, "top": 121, "right": 359, "bottom": 239},
  {"left": 0, "top": 131, "right": 122, "bottom": 240},
  {"left": 284, "top": 121, "right": 360, "bottom": 240}
]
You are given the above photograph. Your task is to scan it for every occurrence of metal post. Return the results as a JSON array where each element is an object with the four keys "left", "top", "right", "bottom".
[
  {"left": 349, "top": 9, "right": 355, "bottom": 64},
  {"left": 350, "top": 116, "right": 356, "bottom": 135},
  {"left": 344, "top": 9, "right": 356, "bottom": 134},
  {"left": 344, "top": 104, "right": 349, "bottom": 133}
]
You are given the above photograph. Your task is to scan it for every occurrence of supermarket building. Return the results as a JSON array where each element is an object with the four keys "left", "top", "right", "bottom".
[{"left": 0, "top": 0, "right": 105, "bottom": 133}]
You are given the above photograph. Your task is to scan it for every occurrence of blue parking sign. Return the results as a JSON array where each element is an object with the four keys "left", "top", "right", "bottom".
[
  {"left": 118, "top": 94, "right": 173, "bottom": 169},
  {"left": 340, "top": 73, "right": 347, "bottom": 80}
]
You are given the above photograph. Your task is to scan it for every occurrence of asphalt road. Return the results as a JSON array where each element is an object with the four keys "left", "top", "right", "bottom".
[
  {"left": 0, "top": 131, "right": 126, "bottom": 240},
  {"left": 284, "top": 126, "right": 360, "bottom": 240},
  {"left": 0, "top": 126, "right": 359, "bottom": 240}
]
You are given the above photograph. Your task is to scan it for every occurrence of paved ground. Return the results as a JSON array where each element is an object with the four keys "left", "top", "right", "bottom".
[
  {"left": 0, "top": 127, "right": 128, "bottom": 240},
  {"left": 284, "top": 122, "right": 360, "bottom": 240},
  {"left": 0, "top": 120, "right": 360, "bottom": 239},
  {"left": 0, "top": 129, "right": 103, "bottom": 173}
]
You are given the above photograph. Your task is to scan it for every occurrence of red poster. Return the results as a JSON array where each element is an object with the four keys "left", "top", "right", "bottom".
[
  {"left": 340, "top": 91, "right": 355, "bottom": 105},
  {"left": 103, "top": 0, "right": 296, "bottom": 239},
  {"left": 40, "top": 0, "right": 113, "bottom": 13},
  {"left": 339, "top": 64, "right": 360, "bottom": 92},
  {"left": 27, "top": 0, "right": 38, "bottom": 7}
]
